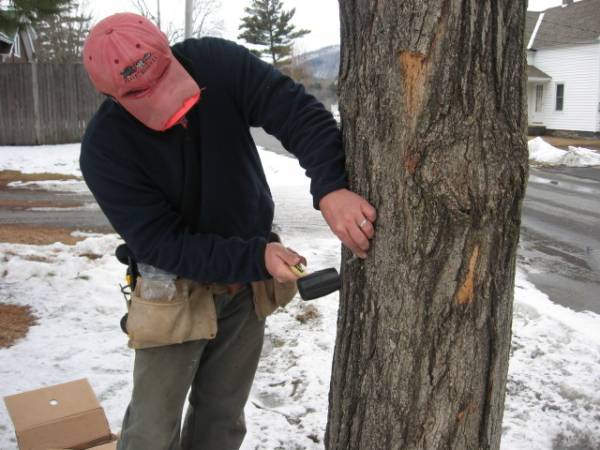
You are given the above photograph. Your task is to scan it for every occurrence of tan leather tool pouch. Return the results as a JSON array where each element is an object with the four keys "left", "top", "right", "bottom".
[{"left": 126, "top": 277, "right": 218, "bottom": 349}]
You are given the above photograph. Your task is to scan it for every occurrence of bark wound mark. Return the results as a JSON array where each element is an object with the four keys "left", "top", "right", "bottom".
[
  {"left": 399, "top": 51, "right": 428, "bottom": 123},
  {"left": 404, "top": 152, "right": 420, "bottom": 175},
  {"left": 400, "top": 51, "right": 428, "bottom": 175},
  {"left": 456, "top": 245, "right": 480, "bottom": 305},
  {"left": 457, "top": 402, "right": 477, "bottom": 422},
  {"left": 456, "top": 402, "right": 477, "bottom": 422}
]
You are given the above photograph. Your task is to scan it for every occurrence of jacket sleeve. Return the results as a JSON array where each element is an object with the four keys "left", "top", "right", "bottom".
[
  {"left": 212, "top": 39, "right": 348, "bottom": 209},
  {"left": 80, "top": 137, "right": 270, "bottom": 284}
]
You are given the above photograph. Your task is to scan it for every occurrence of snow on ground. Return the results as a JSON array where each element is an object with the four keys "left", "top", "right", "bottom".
[
  {"left": 0, "top": 143, "right": 82, "bottom": 176},
  {"left": 1, "top": 144, "right": 600, "bottom": 449},
  {"left": 6, "top": 180, "right": 91, "bottom": 194},
  {"left": 28, "top": 203, "right": 100, "bottom": 212},
  {"left": 504, "top": 272, "right": 600, "bottom": 450},
  {"left": 528, "top": 137, "right": 600, "bottom": 167}
]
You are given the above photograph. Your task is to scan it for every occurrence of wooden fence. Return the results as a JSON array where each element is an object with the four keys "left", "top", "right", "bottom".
[{"left": 0, "top": 63, "right": 104, "bottom": 145}]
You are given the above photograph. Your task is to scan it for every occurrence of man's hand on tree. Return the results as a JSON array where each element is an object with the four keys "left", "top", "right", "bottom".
[
  {"left": 265, "top": 242, "right": 307, "bottom": 283},
  {"left": 319, "top": 188, "right": 376, "bottom": 259}
]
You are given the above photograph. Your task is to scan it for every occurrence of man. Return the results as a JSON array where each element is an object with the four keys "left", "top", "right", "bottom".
[{"left": 80, "top": 12, "right": 376, "bottom": 450}]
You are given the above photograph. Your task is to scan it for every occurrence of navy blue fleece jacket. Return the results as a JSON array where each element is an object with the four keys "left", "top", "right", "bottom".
[{"left": 80, "top": 37, "right": 347, "bottom": 284}]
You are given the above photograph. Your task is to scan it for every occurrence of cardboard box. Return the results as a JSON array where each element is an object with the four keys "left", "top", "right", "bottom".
[
  {"left": 45, "top": 435, "right": 118, "bottom": 450},
  {"left": 4, "top": 379, "right": 114, "bottom": 450},
  {"left": 45, "top": 436, "right": 118, "bottom": 450},
  {"left": 87, "top": 437, "right": 118, "bottom": 450}
]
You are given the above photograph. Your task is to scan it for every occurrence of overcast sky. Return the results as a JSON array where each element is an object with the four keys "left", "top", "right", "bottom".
[{"left": 90, "top": 0, "right": 568, "bottom": 52}]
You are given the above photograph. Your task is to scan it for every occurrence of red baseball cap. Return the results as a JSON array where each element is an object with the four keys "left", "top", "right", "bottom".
[{"left": 83, "top": 13, "right": 200, "bottom": 131}]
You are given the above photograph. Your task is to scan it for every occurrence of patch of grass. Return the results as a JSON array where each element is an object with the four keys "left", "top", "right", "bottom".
[
  {"left": 24, "top": 255, "right": 53, "bottom": 263},
  {"left": 0, "top": 251, "right": 52, "bottom": 263},
  {"left": 0, "top": 224, "right": 84, "bottom": 245},
  {"left": 0, "top": 198, "right": 83, "bottom": 210},
  {"left": 0, "top": 170, "right": 80, "bottom": 188},
  {"left": 270, "top": 336, "right": 286, "bottom": 348},
  {"left": 0, "top": 303, "right": 37, "bottom": 348},
  {"left": 295, "top": 304, "right": 321, "bottom": 323},
  {"left": 79, "top": 252, "right": 102, "bottom": 260}
]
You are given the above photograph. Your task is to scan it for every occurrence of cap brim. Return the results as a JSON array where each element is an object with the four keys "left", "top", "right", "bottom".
[{"left": 118, "top": 58, "right": 200, "bottom": 131}]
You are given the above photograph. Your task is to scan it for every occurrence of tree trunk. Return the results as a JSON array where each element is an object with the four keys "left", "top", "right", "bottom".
[{"left": 326, "top": 1, "right": 528, "bottom": 449}]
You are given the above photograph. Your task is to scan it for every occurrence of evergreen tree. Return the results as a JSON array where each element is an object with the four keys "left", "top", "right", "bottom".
[
  {"left": 238, "top": 0, "right": 309, "bottom": 67},
  {"left": 0, "top": 0, "right": 71, "bottom": 35},
  {"left": 35, "top": 1, "right": 91, "bottom": 63}
]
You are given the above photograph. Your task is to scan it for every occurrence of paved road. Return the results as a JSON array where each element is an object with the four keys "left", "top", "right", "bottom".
[
  {"left": 1, "top": 132, "right": 599, "bottom": 314},
  {"left": 520, "top": 167, "right": 600, "bottom": 314}
]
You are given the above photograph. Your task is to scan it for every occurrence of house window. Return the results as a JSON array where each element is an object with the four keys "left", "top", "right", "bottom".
[
  {"left": 535, "top": 85, "right": 543, "bottom": 112},
  {"left": 556, "top": 83, "right": 564, "bottom": 111}
]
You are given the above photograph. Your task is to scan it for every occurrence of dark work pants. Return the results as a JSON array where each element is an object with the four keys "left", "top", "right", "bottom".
[{"left": 117, "top": 286, "right": 265, "bottom": 450}]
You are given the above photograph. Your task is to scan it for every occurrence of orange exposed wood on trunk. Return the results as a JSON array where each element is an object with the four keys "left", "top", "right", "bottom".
[
  {"left": 400, "top": 51, "right": 428, "bottom": 176},
  {"left": 456, "top": 402, "right": 477, "bottom": 422},
  {"left": 399, "top": 51, "right": 428, "bottom": 121},
  {"left": 403, "top": 152, "right": 421, "bottom": 175},
  {"left": 456, "top": 245, "right": 480, "bottom": 305}
]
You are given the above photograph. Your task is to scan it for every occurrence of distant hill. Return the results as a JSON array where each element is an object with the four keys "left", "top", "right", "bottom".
[{"left": 298, "top": 45, "right": 340, "bottom": 80}]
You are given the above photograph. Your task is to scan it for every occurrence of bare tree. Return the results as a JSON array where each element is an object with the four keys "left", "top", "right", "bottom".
[
  {"left": 326, "top": 1, "right": 528, "bottom": 449},
  {"left": 131, "top": 0, "right": 160, "bottom": 30},
  {"left": 280, "top": 44, "right": 311, "bottom": 84},
  {"left": 132, "top": 0, "right": 186, "bottom": 42},
  {"left": 164, "top": 21, "right": 183, "bottom": 43},
  {"left": 131, "top": 0, "right": 222, "bottom": 43},
  {"left": 191, "top": 0, "right": 223, "bottom": 37}
]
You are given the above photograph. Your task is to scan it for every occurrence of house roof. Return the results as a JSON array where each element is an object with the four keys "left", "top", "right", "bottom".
[
  {"left": 0, "top": 31, "right": 13, "bottom": 55},
  {"left": 525, "top": 11, "right": 541, "bottom": 47},
  {"left": 0, "top": 31, "right": 13, "bottom": 45},
  {"left": 527, "top": 65, "right": 552, "bottom": 80},
  {"left": 526, "top": 0, "right": 600, "bottom": 50}
]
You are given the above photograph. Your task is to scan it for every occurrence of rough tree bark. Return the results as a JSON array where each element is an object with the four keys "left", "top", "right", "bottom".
[{"left": 326, "top": 1, "right": 528, "bottom": 449}]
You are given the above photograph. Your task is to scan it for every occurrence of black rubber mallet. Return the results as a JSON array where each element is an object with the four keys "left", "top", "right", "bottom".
[{"left": 290, "top": 263, "right": 341, "bottom": 300}]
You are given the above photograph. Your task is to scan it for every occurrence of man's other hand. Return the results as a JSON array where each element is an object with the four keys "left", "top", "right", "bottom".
[
  {"left": 319, "top": 188, "right": 376, "bottom": 259},
  {"left": 265, "top": 243, "right": 307, "bottom": 283}
]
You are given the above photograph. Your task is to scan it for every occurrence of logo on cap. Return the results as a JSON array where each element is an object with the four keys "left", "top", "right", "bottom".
[{"left": 120, "top": 52, "right": 159, "bottom": 82}]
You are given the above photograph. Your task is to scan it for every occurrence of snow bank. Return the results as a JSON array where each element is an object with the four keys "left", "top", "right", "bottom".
[
  {"left": 28, "top": 203, "right": 100, "bottom": 212},
  {"left": 1, "top": 144, "right": 599, "bottom": 449},
  {"left": 502, "top": 271, "right": 600, "bottom": 449},
  {"left": 7, "top": 179, "right": 90, "bottom": 193},
  {"left": 528, "top": 137, "right": 600, "bottom": 167},
  {"left": 564, "top": 145, "right": 600, "bottom": 167},
  {"left": 0, "top": 143, "right": 82, "bottom": 176}
]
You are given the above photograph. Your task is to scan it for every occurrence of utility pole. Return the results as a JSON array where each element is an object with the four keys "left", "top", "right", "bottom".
[
  {"left": 185, "top": 0, "right": 193, "bottom": 39},
  {"left": 156, "top": 0, "right": 161, "bottom": 30}
]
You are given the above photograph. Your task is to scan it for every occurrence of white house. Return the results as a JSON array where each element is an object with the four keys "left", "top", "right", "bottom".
[{"left": 526, "top": 0, "right": 600, "bottom": 136}]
